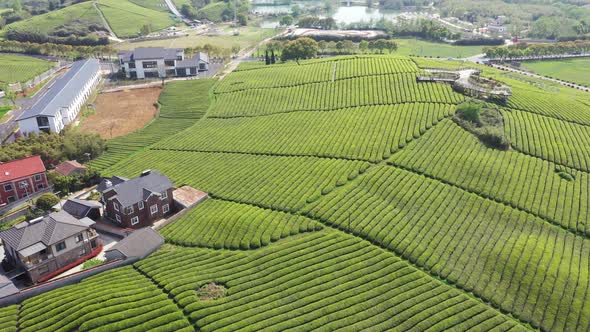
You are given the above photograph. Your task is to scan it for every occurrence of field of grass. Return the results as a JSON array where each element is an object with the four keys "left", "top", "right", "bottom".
[
  {"left": 0, "top": 54, "right": 53, "bottom": 84},
  {"left": 129, "top": 0, "right": 169, "bottom": 11},
  {"left": 520, "top": 58, "right": 590, "bottom": 87},
  {"left": 2, "top": 1, "right": 104, "bottom": 35},
  {"left": 98, "top": 0, "right": 177, "bottom": 38},
  {"left": 395, "top": 38, "right": 484, "bottom": 58},
  {"left": 3, "top": 55, "right": 590, "bottom": 331}
]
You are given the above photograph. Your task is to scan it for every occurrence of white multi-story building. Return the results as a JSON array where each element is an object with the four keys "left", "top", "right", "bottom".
[
  {"left": 118, "top": 47, "right": 209, "bottom": 79},
  {"left": 17, "top": 59, "right": 101, "bottom": 135}
]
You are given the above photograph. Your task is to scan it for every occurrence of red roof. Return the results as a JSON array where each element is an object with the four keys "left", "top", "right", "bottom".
[
  {"left": 55, "top": 160, "right": 86, "bottom": 176},
  {"left": 0, "top": 156, "right": 46, "bottom": 183}
]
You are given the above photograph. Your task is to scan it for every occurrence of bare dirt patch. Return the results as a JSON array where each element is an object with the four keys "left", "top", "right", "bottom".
[
  {"left": 197, "top": 282, "right": 227, "bottom": 301},
  {"left": 78, "top": 87, "right": 161, "bottom": 139}
]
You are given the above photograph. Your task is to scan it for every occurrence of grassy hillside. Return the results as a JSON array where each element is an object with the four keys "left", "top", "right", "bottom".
[
  {"left": 98, "top": 0, "right": 176, "bottom": 38},
  {"left": 196, "top": 1, "right": 226, "bottom": 22},
  {"left": 0, "top": 54, "right": 53, "bottom": 83},
  {"left": 4, "top": 55, "right": 590, "bottom": 331},
  {"left": 128, "top": 0, "right": 170, "bottom": 12},
  {"left": 520, "top": 58, "right": 590, "bottom": 87}
]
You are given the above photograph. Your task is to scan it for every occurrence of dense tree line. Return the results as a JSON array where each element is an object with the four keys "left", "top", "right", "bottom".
[
  {"left": 0, "top": 40, "right": 115, "bottom": 59},
  {"left": 297, "top": 16, "right": 337, "bottom": 30},
  {"left": 484, "top": 40, "right": 590, "bottom": 59}
]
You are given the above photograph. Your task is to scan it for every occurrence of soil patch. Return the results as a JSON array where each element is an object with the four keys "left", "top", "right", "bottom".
[
  {"left": 78, "top": 87, "right": 161, "bottom": 139},
  {"left": 197, "top": 282, "right": 227, "bottom": 301}
]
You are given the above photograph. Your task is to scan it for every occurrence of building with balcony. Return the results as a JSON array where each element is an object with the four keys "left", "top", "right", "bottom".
[
  {"left": 0, "top": 211, "right": 100, "bottom": 284},
  {"left": 118, "top": 47, "right": 209, "bottom": 79},
  {"left": 0, "top": 155, "right": 48, "bottom": 208},
  {"left": 17, "top": 59, "right": 101, "bottom": 135}
]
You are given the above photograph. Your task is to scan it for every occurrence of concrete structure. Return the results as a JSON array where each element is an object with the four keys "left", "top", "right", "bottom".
[
  {"left": 54, "top": 160, "right": 87, "bottom": 176},
  {"left": 118, "top": 47, "right": 209, "bottom": 79},
  {"left": 105, "top": 227, "right": 164, "bottom": 261},
  {"left": 17, "top": 59, "right": 101, "bottom": 135},
  {"left": 99, "top": 170, "right": 174, "bottom": 229},
  {"left": 0, "top": 211, "right": 100, "bottom": 284},
  {"left": 0, "top": 156, "right": 48, "bottom": 207},
  {"left": 62, "top": 199, "right": 102, "bottom": 221},
  {"left": 173, "top": 186, "right": 208, "bottom": 210}
]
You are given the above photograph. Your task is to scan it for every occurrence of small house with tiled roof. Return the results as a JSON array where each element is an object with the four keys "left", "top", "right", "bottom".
[
  {"left": 54, "top": 160, "right": 87, "bottom": 177},
  {"left": 0, "top": 156, "right": 48, "bottom": 207}
]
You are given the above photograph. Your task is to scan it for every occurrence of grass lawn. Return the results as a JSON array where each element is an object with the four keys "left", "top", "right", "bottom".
[
  {"left": 115, "top": 24, "right": 278, "bottom": 51},
  {"left": 0, "top": 105, "right": 11, "bottom": 123},
  {"left": 0, "top": 54, "right": 54, "bottom": 84},
  {"left": 171, "top": 0, "right": 191, "bottom": 8},
  {"left": 129, "top": 0, "right": 170, "bottom": 11},
  {"left": 98, "top": 0, "right": 177, "bottom": 38},
  {"left": 394, "top": 38, "right": 484, "bottom": 58},
  {"left": 2, "top": 2, "right": 104, "bottom": 35},
  {"left": 520, "top": 58, "right": 590, "bottom": 87}
]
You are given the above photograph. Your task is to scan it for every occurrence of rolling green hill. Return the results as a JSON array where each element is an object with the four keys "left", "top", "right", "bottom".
[
  {"left": 97, "top": 0, "right": 177, "bottom": 38},
  {"left": 0, "top": 54, "right": 54, "bottom": 83},
  {"left": 3, "top": 55, "right": 590, "bottom": 331}
]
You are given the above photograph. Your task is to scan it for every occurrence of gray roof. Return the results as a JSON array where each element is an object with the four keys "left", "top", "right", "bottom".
[
  {"left": 0, "top": 211, "right": 94, "bottom": 257},
  {"left": 106, "top": 227, "right": 164, "bottom": 259},
  {"left": 176, "top": 52, "right": 209, "bottom": 68},
  {"left": 130, "top": 47, "right": 182, "bottom": 61},
  {"left": 118, "top": 50, "right": 133, "bottom": 62},
  {"left": 196, "top": 52, "right": 209, "bottom": 63},
  {"left": 97, "top": 176, "right": 128, "bottom": 192},
  {"left": 0, "top": 275, "right": 18, "bottom": 298},
  {"left": 18, "top": 59, "right": 100, "bottom": 120},
  {"left": 102, "top": 171, "right": 173, "bottom": 207},
  {"left": 62, "top": 199, "right": 102, "bottom": 219}
]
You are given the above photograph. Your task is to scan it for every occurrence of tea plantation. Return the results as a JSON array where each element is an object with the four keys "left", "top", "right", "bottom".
[{"left": 4, "top": 55, "right": 590, "bottom": 331}]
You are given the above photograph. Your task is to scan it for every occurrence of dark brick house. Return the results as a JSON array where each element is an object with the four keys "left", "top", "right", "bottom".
[
  {"left": 99, "top": 170, "right": 174, "bottom": 229},
  {"left": 0, "top": 156, "right": 49, "bottom": 207}
]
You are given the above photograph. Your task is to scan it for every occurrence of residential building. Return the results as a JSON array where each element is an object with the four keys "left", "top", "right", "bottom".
[
  {"left": 62, "top": 199, "right": 102, "bottom": 221},
  {"left": 105, "top": 227, "right": 164, "bottom": 262},
  {"left": 0, "top": 211, "right": 99, "bottom": 284},
  {"left": 99, "top": 170, "right": 174, "bottom": 228},
  {"left": 17, "top": 59, "right": 101, "bottom": 135},
  {"left": 54, "top": 160, "right": 87, "bottom": 177},
  {"left": 0, "top": 156, "right": 48, "bottom": 207},
  {"left": 118, "top": 47, "right": 209, "bottom": 79}
]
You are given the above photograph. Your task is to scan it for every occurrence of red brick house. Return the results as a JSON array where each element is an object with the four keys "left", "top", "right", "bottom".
[
  {"left": 99, "top": 170, "right": 174, "bottom": 229},
  {"left": 0, "top": 156, "right": 49, "bottom": 207}
]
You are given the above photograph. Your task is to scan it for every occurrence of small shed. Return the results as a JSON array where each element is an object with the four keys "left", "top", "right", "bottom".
[
  {"left": 173, "top": 186, "right": 208, "bottom": 210},
  {"left": 104, "top": 228, "right": 164, "bottom": 262},
  {"left": 62, "top": 199, "right": 102, "bottom": 220},
  {"left": 54, "top": 160, "right": 86, "bottom": 176}
]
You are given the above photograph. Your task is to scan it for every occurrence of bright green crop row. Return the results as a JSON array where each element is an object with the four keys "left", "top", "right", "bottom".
[
  {"left": 98, "top": 0, "right": 176, "bottom": 38},
  {"left": 135, "top": 230, "right": 528, "bottom": 331},
  {"left": 154, "top": 103, "right": 454, "bottom": 162},
  {"left": 15, "top": 266, "right": 192, "bottom": 332},
  {"left": 503, "top": 109, "right": 590, "bottom": 172},
  {"left": 304, "top": 164, "right": 590, "bottom": 332},
  {"left": 103, "top": 150, "right": 371, "bottom": 211},
  {"left": 210, "top": 73, "right": 464, "bottom": 118},
  {"left": 161, "top": 198, "right": 322, "bottom": 249},
  {"left": 0, "top": 305, "right": 18, "bottom": 332},
  {"left": 0, "top": 54, "right": 54, "bottom": 84},
  {"left": 215, "top": 57, "right": 418, "bottom": 93},
  {"left": 390, "top": 119, "right": 590, "bottom": 235}
]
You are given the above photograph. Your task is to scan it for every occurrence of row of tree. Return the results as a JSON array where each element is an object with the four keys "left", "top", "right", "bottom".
[
  {"left": 484, "top": 40, "right": 590, "bottom": 59},
  {"left": 0, "top": 40, "right": 115, "bottom": 59}
]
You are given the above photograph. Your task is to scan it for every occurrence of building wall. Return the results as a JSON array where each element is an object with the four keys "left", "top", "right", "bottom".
[
  {"left": 0, "top": 173, "right": 48, "bottom": 205},
  {"left": 103, "top": 188, "right": 174, "bottom": 228}
]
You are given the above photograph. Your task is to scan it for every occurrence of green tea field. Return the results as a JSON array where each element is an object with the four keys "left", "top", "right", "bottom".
[
  {"left": 3, "top": 55, "right": 590, "bottom": 331},
  {"left": 97, "top": 0, "right": 177, "bottom": 38},
  {"left": 0, "top": 54, "right": 54, "bottom": 84},
  {"left": 520, "top": 58, "right": 590, "bottom": 87}
]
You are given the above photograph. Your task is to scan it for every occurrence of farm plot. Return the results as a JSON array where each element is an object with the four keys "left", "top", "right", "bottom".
[
  {"left": 103, "top": 150, "right": 371, "bottom": 211},
  {"left": 215, "top": 56, "right": 418, "bottom": 93},
  {"left": 304, "top": 165, "right": 590, "bottom": 332},
  {"left": 153, "top": 103, "right": 454, "bottom": 162},
  {"left": 89, "top": 79, "right": 214, "bottom": 171},
  {"left": 210, "top": 73, "right": 464, "bottom": 118},
  {"left": 520, "top": 58, "right": 590, "bottom": 87},
  {"left": 503, "top": 109, "right": 590, "bottom": 172},
  {"left": 98, "top": 0, "right": 176, "bottom": 38},
  {"left": 0, "top": 54, "right": 53, "bottom": 84},
  {"left": 15, "top": 266, "right": 192, "bottom": 332},
  {"left": 0, "top": 305, "right": 18, "bottom": 332},
  {"left": 390, "top": 120, "right": 590, "bottom": 235},
  {"left": 161, "top": 199, "right": 322, "bottom": 249},
  {"left": 137, "top": 231, "right": 527, "bottom": 332}
]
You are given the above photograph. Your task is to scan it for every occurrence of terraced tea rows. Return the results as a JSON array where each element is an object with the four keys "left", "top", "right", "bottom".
[
  {"left": 17, "top": 267, "right": 192, "bottom": 332},
  {"left": 210, "top": 73, "right": 463, "bottom": 117},
  {"left": 153, "top": 103, "right": 454, "bottom": 162},
  {"left": 390, "top": 120, "right": 590, "bottom": 235},
  {"left": 161, "top": 199, "right": 322, "bottom": 249},
  {"left": 89, "top": 79, "right": 214, "bottom": 171},
  {"left": 136, "top": 231, "right": 527, "bottom": 332},
  {"left": 102, "top": 150, "right": 371, "bottom": 211},
  {"left": 305, "top": 165, "right": 590, "bottom": 332},
  {"left": 0, "top": 305, "right": 18, "bottom": 332}
]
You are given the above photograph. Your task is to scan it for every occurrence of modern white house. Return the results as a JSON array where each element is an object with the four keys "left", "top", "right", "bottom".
[
  {"left": 17, "top": 59, "right": 101, "bottom": 135},
  {"left": 118, "top": 47, "right": 209, "bottom": 79}
]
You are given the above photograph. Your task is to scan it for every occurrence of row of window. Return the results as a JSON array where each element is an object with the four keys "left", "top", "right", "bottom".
[
  {"left": 2, "top": 176, "right": 44, "bottom": 192},
  {"left": 114, "top": 204, "right": 169, "bottom": 225},
  {"left": 113, "top": 191, "right": 168, "bottom": 215}
]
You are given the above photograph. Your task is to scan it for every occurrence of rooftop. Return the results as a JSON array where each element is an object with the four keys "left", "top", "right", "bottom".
[
  {"left": 173, "top": 186, "right": 208, "bottom": 208},
  {"left": 106, "top": 227, "right": 164, "bottom": 260},
  {"left": 0, "top": 156, "right": 46, "bottom": 183},
  {"left": 101, "top": 170, "right": 173, "bottom": 207},
  {"left": 62, "top": 199, "right": 102, "bottom": 220},
  {"left": 120, "top": 47, "right": 183, "bottom": 61},
  {"left": 18, "top": 59, "right": 100, "bottom": 120},
  {"left": 54, "top": 160, "right": 86, "bottom": 176}
]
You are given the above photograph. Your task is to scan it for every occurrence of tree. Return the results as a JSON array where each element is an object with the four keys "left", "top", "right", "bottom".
[
  {"left": 36, "top": 193, "right": 60, "bottom": 211},
  {"left": 281, "top": 37, "right": 318, "bottom": 61},
  {"left": 280, "top": 15, "right": 293, "bottom": 26},
  {"left": 237, "top": 13, "right": 247, "bottom": 26},
  {"left": 271, "top": 50, "right": 276, "bottom": 64},
  {"left": 265, "top": 50, "right": 270, "bottom": 65},
  {"left": 140, "top": 24, "right": 152, "bottom": 36},
  {"left": 384, "top": 39, "right": 397, "bottom": 53},
  {"left": 180, "top": 4, "right": 197, "bottom": 20},
  {"left": 291, "top": 5, "right": 301, "bottom": 17},
  {"left": 12, "top": 0, "right": 22, "bottom": 12},
  {"left": 359, "top": 40, "right": 369, "bottom": 53}
]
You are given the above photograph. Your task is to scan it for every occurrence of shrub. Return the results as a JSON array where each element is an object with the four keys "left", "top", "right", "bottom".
[
  {"left": 82, "top": 259, "right": 104, "bottom": 270},
  {"left": 456, "top": 102, "right": 482, "bottom": 124},
  {"left": 36, "top": 193, "right": 60, "bottom": 211}
]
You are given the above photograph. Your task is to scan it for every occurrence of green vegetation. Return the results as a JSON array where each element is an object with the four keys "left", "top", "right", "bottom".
[
  {"left": 35, "top": 193, "right": 59, "bottom": 211},
  {"left": 81, "top": 259, "right": 104, "bottom": 270},
  {"left": 395, "top": 38, "right": 483, "bottom": 58},
  {"left": 129, "top": 0, "right": 169, "bottom": 12},
  {"left": 521, "top": 58, "right": 590, "bottom": 87},
  {"left": 0, "top": 305, "right": 18, "bottom": 332},
  {"left": 98, "top": 0, "right": 176, "bottom": 38},
  {"left": 195, "top": 2, "right": 225, "bottom": 22},
  {"left": 0, "top": 54, "right": 53, "bottom": 83},
  {"left": 454, "top": 101, "right": 509, "bottom": 149}
]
